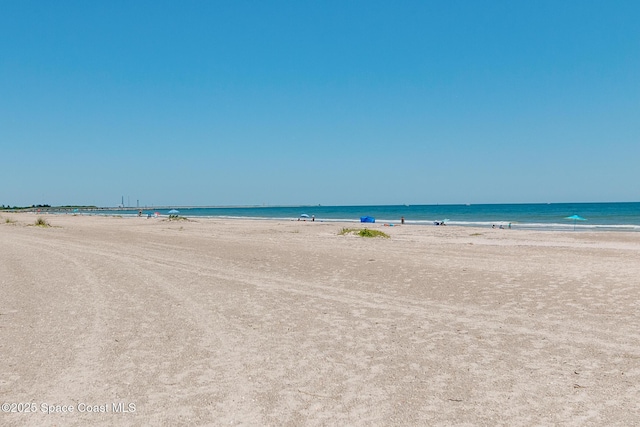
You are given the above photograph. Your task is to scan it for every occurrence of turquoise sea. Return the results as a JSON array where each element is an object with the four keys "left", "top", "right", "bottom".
[{"left": 81, "top": 202, "right": 640, "bottom": 231}]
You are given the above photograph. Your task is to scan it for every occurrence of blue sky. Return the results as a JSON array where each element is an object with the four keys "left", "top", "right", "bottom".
[{"left": 1, "top": 1, "right": 638, "bottom": 207}]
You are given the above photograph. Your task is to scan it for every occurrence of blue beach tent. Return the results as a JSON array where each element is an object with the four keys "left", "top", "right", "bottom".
[{"left": 360, "top": 216, "right": 375, "bottom": 223}]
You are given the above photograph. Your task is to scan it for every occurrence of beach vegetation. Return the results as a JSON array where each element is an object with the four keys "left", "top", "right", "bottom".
[
  {"left": 167, "top": 215, "right": 190, "bottom": 221},
  {"left": 358, "top": 228, "right": 389, "bottom": 238},
  {"left": 5, "top": 217, "right": 16, "bottom": 224},
  {"left": 339, "top": 228, "right": 389, "bottom": 238},
  {"left": 35, "top": 217, "right": 50, "bottom": 227}
]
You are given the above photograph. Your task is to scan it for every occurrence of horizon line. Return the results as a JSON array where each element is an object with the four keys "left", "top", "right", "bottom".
[{"left": 4, "top": 200, "right": 639, "bottom": 210}]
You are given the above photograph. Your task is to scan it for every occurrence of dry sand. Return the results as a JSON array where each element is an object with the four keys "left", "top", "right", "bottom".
[{"left": 1, "top": 212, "right": 639, "bottom": 426}]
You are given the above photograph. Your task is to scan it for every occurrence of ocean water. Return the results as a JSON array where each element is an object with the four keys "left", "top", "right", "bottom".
[{"left": 80, "top": 202, "right": 640, "bottom": 231}]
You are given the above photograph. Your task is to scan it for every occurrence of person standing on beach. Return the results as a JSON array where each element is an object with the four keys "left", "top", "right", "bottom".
[{"left": 401, "top": 216, "right": 405, "bottom": 225}]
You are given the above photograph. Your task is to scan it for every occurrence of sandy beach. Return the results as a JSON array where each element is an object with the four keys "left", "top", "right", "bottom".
[{"left": 1, "top": 212, "right": 639, "bottom": 426}]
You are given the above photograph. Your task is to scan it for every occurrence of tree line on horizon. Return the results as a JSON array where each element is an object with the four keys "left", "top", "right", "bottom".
[{"left": 1, "top": 204, "right": 98, "bottom": 210}]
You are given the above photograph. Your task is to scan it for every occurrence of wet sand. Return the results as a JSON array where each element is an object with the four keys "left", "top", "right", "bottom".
[{"left": 1, "top": 213, "right": 639, "bottom": 426}]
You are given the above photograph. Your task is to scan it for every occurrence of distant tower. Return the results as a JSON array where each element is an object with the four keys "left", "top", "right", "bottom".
[{"left": 121, "top": 196, "right": 124, "bottom": 207}]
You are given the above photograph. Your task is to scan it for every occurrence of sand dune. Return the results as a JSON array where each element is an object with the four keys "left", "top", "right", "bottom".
[{"left": 1, "top": 213, "right": 639, "bottom": 426}]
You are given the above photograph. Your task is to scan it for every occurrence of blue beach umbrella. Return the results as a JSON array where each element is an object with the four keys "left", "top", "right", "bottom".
[
  {"left": 168, "top": 209, "right": 179, "bottom": 214},
  {"left": 300, "top": 214, "right": 310, "bottom": 218},
  {"left": 565, "top": 214, "right": 586, "bottom": 230}
]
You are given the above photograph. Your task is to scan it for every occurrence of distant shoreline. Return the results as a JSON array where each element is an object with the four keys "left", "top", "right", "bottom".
[
  {"left": 5, "top": 202, "right": 639, "bottom": 232},
  {"left": 2, "top": 200, "right": 639, "bottom": 212}
]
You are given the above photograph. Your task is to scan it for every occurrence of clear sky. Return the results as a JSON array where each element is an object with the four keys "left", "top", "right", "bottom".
[{"left": 1, "top": 1, "right": 638, "bottom": 207}]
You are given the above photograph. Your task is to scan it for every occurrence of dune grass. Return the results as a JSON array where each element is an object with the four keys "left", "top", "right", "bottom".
[
  {"left": 35, "top": 217, "right": 50, "bottom": 227},
  {"left": 339, "top": 228, "right": 390, "bottom": 238},
  {"left": 167, "top": 214, "right": 190, "bottom": 221}
]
